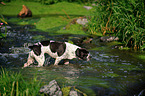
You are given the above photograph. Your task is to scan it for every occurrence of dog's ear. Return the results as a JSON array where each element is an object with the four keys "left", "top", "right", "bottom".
[
  {"left": 28, "top": 45, "right": 41, "bottom": 56},
  {"left": 76, "top": 48, "right": 84, "bottom": 59},
  {"left": 75, "top": 48, "right": 80, "bottom": 57},
  {"left": 75, "top": 48, "right": 89, "bottom": 60}
]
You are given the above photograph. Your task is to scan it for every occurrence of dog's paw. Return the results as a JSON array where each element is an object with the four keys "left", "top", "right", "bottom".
[
  {"left": 23, "top": 63, "right": 29, "bottom": 67},
  {"left": 37, "top": 65, "right": 43, "bottom": 67},
  {"left": 64, "top": 61, "right": 69, "bottom": 65},
  {"left": 64, "top": 60, "right": 69, "bottom": 65}
]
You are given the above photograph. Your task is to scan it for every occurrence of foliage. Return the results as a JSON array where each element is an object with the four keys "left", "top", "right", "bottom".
[
  {"left": 0, "top": 68, "right": 41, "bottom": 96},
  {"left": 88, "top": 0, "right": 145, "bottom": 50},
  {"left": 0, "top": 15, "right": 8, "bottom": 38},
  {"left": 62, "top": 86, "right": 71, "bottom": 96}
]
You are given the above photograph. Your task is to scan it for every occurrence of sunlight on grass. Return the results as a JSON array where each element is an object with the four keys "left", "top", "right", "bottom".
[{"left": 0, "top": 1, "right": 93, "bottom": 35}]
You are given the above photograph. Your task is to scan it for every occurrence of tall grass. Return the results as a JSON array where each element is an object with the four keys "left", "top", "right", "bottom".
[
  {"left": 0, "top": 68, "right": 41, "bottom": 96},
  {"left": 88, "top": 0, "right": 145, "bottom": 50}
]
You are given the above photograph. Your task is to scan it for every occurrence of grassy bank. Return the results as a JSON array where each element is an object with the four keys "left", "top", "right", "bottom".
[
  {"left": 0, "top": 68, "right": 42, "bottom": 96},
  {"left": 88, "top": 0, "right": 145, "bottom": 50},
  {"left": 0, "top": 1, "right": 93, "bottom": 35},
  {"left": 1, "top": 0, "right": 145, "bottom": 49}
]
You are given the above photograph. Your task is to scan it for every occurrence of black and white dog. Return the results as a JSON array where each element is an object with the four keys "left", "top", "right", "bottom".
[{"left": 24, "top": 40, "right": 90, "bottom": 67}]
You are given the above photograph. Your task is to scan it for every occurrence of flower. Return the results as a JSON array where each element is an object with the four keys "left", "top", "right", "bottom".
[
  {"left": 0, "top": 23, "right": 3, "bottom": 25},
  {"left": 0, "top": 23, "right": 3, "bottom": 27}
]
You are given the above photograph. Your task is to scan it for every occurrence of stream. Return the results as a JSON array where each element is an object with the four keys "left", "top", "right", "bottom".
[{"left": 0, "top": 22, "right": 145, "bottom": 96}]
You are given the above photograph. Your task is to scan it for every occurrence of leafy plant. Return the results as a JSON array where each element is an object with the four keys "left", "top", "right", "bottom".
[
  {"left": 62, "top": 86, "right": 71, "bottom": 96},
  {"left": 88, "top": 0, "right": 145, "bottom": 50},
  {"left": 0, "top": 15, "right": 8, "bottom": 38}
]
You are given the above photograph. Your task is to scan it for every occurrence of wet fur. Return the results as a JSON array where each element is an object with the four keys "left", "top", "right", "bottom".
[{"left": 24, "top": 40, "right": 90, "bottom": 67}]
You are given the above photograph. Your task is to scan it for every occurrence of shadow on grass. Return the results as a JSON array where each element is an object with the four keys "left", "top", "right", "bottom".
[{"left": 4, "top": 13, "right": 85, "bottom": 18}]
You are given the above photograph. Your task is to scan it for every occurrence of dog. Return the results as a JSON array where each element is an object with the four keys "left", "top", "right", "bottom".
[{"left": 23, "top": 40, "right": 90, "bottom": 67}]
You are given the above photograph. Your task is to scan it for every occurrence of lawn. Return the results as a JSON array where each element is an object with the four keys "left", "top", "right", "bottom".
[{"left": 0, "top": 1, "right": 93, "bottom": 35}]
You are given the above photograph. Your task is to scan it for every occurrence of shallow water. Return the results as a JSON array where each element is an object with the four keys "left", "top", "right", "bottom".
[{"left": 0, "top": 24, "right": 145, "bottom": 96}]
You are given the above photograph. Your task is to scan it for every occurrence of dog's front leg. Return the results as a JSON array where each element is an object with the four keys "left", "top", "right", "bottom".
[
  {"left": 35, "top": 55, "right": 45, "bottom": 67},
  {"left": 24, "top": 52, "right": 34, "bottom": 67},
  {"left": 54, "top": 58, "right": 62, "bottom": 65},
  {"left": 24, "top": 58, "right": 34, "bottom": 67},
  {"left": 64, "top": 60, "right": 69, "bottom": 65}
]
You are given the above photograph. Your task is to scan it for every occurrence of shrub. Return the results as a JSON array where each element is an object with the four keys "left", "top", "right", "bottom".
[{"left": 88, "top": 0, "right": 145, "bottom": 50}]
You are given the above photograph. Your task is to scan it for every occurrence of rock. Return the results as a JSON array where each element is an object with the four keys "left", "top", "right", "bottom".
[
  {"left": 64, "top": 17, "right": 89, "bottom": 30},
  {"left": 100, "top": 36, "right": 119, "bottom": 42},
  {"left": 39, "top": 80, "right": 62, "bottom": 96},
  {"left": 76, "top": 17, "right": 88, "bottom": 26},
  {"left": 92, "top": 3, "right": 96, "bottom": 6},
  {"left": 82, "top": 38, "right": 93, "bottom": 44},
  {"left": 39, "top": 80, "right": 87, "bottom": 96},
  {"left": 9, "top": 54, "right": 19, "bottom": 58},
  {"left": 69, "top": 90, "right": 78, "bottom": 96},
  {"left": 9, "top": 47, "right": 30, "bottom": 54},
  {"left": 23, "top": 43, "right": 33, "bottom": 48},
  {"left": 83, "top": 6, "right": 92, "bottom": 10},
  {"left": 1, "top": 26, "right": 11, "bottom": 31},
  {"left": 70, "top": 17, "right": 88, "bottom": 26},
  {"left": 17, "top": 5, "right": 32, "bottom": 18}
]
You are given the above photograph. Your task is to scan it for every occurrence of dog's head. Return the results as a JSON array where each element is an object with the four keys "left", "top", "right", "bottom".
[{"left": 75, "top": 48, "right": 90, "bottom": 61}]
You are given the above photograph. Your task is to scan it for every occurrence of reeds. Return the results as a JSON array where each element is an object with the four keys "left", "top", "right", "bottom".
[
  {"left": 0, "top": 68, "right": 41, "bottom": 96},
  {"left": 88, "top": 0, "right": 145, "bottom": 50}
]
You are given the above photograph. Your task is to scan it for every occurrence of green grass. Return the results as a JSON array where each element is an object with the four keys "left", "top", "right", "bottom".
[
  {"left": 0, "top": 1, "right": 93, "bottom": 35},
  {"left": 87, "top": 0, "right": 145, "bottom": 50},
  {"left": 0, "top": 68, "right": 42, "bottom": 96},
  {"left": 62, "top": 86, "right": 71, "bottom": 96},
  {"left": 57, "top": 24, "right": 87, "bottom": 35},
  {"left": 0, "top": 1, "right": 91, "bottom": 15}
]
